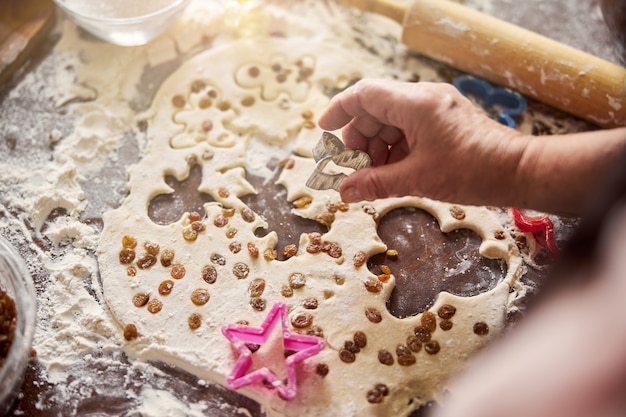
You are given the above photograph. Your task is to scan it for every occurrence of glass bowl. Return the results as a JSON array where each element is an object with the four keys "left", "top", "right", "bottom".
[
  {"left": 0, "top": 236, "right": 36, "bottom": 415},
  {"left": 53, "top": 0, "right": 192, "bottom": 46}
]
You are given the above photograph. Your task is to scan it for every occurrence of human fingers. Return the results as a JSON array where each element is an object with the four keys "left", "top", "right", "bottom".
[
  {"left": 318, "top": 78, "right": 404, "bottom": 131},
  {"left": 341, "top": 121, "right": 406, "bottom": 166},
  {"left": 339, "top": 157, "right": 427, "bottom": 202}
]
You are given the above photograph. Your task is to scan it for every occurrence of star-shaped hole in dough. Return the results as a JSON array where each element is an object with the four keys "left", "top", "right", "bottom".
[{"left": 222, "top": 302, "right": 325, "bottom": 400}]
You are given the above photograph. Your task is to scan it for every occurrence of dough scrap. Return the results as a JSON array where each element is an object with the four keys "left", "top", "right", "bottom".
[{"left": 97, "top": 38, "right": 524, "bottom": 417}]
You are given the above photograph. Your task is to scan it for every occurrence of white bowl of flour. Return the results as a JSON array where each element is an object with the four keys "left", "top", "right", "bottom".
[{"left": 53, "top": 0, "right": 191, "bottom": 46}]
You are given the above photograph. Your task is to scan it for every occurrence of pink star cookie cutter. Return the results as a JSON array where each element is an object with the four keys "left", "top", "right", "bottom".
[{"left": 221, "top": 302, "right": 325, "bottom": 400}]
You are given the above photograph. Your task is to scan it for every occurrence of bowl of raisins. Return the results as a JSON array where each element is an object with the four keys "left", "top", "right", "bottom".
[{"left": 0, "top": 235, "right": 36, "bottom": 414}]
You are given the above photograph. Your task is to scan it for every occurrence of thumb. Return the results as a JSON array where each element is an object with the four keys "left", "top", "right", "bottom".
[{"left": 340, "top": 162, "right": 419, "bottom": 203}]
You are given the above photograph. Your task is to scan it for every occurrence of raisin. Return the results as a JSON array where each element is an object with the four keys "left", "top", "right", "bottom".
[
  {"left": 414, "top": 326, "right": 431, "bottom": 343},
  {"left": 146, "top": 299, "right": 163, "bottom": 314},
  {"left": 250, "top": 297, "right": 266, "bottom": 311},
  {"left": 282, "top": 244, "right": 297, "bottom": 259},
  {"left": 306, "top": 242, "right": 322, "bottom": 254},
  {"left": 232, "top": 262, "right": 249, "bottom": 279},
  {"left": 406, "top": 335, "right": 422, "bottom": 352},
  {"left": 375, "top": 383, "right": 389, "bottom": 396},
  {"left": 364, "top": 278, "right": 383, "bottom": 293},
  {"left": 437, "top": 304, "right": 457, "bottom": 319},
  {"left": 189, "top": 212, "right": 201, "bottom": 222},
  {"left": 226, "top": 228, "right": 237, "bottom": 239},
  {"left": 378, "top": 350, "right": 394, "bottom": 365},
  {"left": 424, "top": 340, "right": 441, "bottom": 354},
  {"left": 202, "top": 265, "right": 218, "bottom": 284},
  {"left": 144, "top": 241, "right": 160, "bottom": 255},
  {"left": 126, "top": 266, "right": 137, "bottom": 276},
  {"left": 214, "top": 215, "right": 228, "bottom": 228},
  {"left": 309, "top": 232, "right": 322, "bottom": 244},
  {"left": 241, "top": 208, "right": 255, "bottom": 222},
  {"left": 289, "top": 273, "right": 306, "bottom": 289},
  {"left": 182, "top": 228, "right": 198, "bottom": 241},
  {"left": 303, "top": 297, "right": 318, "bottom": 309},
  {"left": 190, "top": 79, "right": 206, "bottom": 93},
  {"left": 170, "top": 264, "right": 186, "bottom": 279},
  {"left": 293, "top": 196, "right": 312, "bottom": 208},
  {"left": 158, "top": 280, "right": 174, "bottom": 295},
  {"left": 190, "top": 289, "right": 210, "bottom": 305},
  {"left": 396, "top": 344, "right": 412, "bottom": 357},
  {"left": 247, "top": 242, "right": 259, "bottom": 258},
  {"left": 316, "top": 363, "right": 329, "bottom": 377},
  {"left": 353, "top": 251, "right": 366, "bottom": 267},
  {"left": 241, "top": 96, "right": 255, "bottom": 107},
  {"left": 344, "top": 340, "right": 360, "bottom": 354},
  {"left": 172, "top": 94, "right": 186, "bottom": 108},
  {"left": 473, "top": 322, "right": 489, "bottom": 335},
  {"left": 136, "top": 254, "right": 157, "bottom": 269},
  {"left": 248, "top": 279, "right": 266, "bottom": 297},
  {"left": 378, "top": 274, "right": 391, "bottom": 283},
  {"left": 263, "top": 248, "right": 277, "bottom": 261},
  {"left": 291, "top": 312, "right": 313, "bottom": 328},
  {"left": 354, "top": 331, "right": 367, "bottom": 348},
  {"left": 494, "top": 230, "right": 506, "bottom": 240},
  {"left": 132, "top": 293, "right": 149, "bottom": 307},
  {"left": 386, "top": 249, "right": 399, "bottom": 257},
  {"left": 200, "top": 120, "right": 214, "bottom": 133},
  {"left": 281, "top": 285, "right": 294, "bottom": 297},
  {"left": 122, "top": 236, "right": 137, "bottom": 249},
  {"left": 248, "top": 66, "right": 260, "bottom": 77},
  {"left": 218, "top": 187, "right": 230, "bottom": 198},
  {"left": 211, "top": 253, "right": 226, "bottom": 266},
  {"left": 397, "top": 353, "right": 416, "bottom": 366},
  {"left": 307, "top": 326, "right": 324, "bottom": 338},
  {"left": 317, "top": 212, "right": 335, "bottom": 227},
  {"left": 421, "top": 311, "right": 437, "bottom": 332},
  {"left": 440, "top": 320, "right": 453, "bottom": 331},
  {"left": 191, "top": 221, "right": 206, "bottom": 232},
  {"left": 327, "top": 243, "right": 342, "bottom": 258},
  {"left": 450, "top": 205, "right": 466, "bottom": 220},
  {"left": 229, "top": 242, "right": 242, "bottom": 253},
  {"left": 339, "top": 349, "right": 356, "bottom": 363},
  {"left": 119, "top": 248, "right": 135, "bottom": 264},
  {"left": 123, "top": 324, "right": 138, "bottom": 341},
  {"left": 365, "top": 308, "right": 382, "bottom": 323},
  {"left": 366, "top": 388, "right": 384, "bottom": 404},
  {"left": 160, "top": 249, "right": 175, "bottom": 267},
  {"left": 188, "top": 313, "right": 202, "bottom": 330}
]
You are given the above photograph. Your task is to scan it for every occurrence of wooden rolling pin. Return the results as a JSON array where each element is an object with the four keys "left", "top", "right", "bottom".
[{"left": 338, "top": 0, "right": 626, "bottom": 128}]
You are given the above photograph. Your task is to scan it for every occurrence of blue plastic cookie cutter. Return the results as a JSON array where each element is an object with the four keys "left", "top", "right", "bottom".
[{"left": 453, "top": 75, "right": 527, "bottom": 129}]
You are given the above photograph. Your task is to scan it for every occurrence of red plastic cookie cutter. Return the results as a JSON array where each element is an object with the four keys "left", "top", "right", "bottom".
[
  {"left": 511, "top": 208, "right": 559, "bottom": 257},
  {"left": 222, "top": 302, "right": 325, "bottom": 400}
]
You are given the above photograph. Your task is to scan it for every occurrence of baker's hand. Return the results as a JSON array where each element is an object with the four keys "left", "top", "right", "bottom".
[{"left": 318, "top": 78, "right": 527, "bottom": 205}]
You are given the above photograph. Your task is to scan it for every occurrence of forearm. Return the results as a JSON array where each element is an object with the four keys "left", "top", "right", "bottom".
[{"left": 512, "top": 127, "right": 626, "bottom": 216}]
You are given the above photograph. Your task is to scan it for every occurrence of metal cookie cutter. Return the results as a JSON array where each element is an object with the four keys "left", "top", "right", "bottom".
[
  {"left": 305, "top": 131, "right": 371, "bottom": 191},
  {"left": 453, "top": 75, "right": 527, "bottom": 129}
]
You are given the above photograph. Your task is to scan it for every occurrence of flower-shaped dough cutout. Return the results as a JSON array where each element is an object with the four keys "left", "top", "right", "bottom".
[
  {"left": 235, "top": 54, "right": 316, "bottom": 103},
  {"left": 171, "top": 80, "right": 238, "bottom": 148}
]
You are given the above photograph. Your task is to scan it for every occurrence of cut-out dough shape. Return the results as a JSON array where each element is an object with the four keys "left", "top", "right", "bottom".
[{"left": 98, "top": 38, "right": 525, "bottom": 417}]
